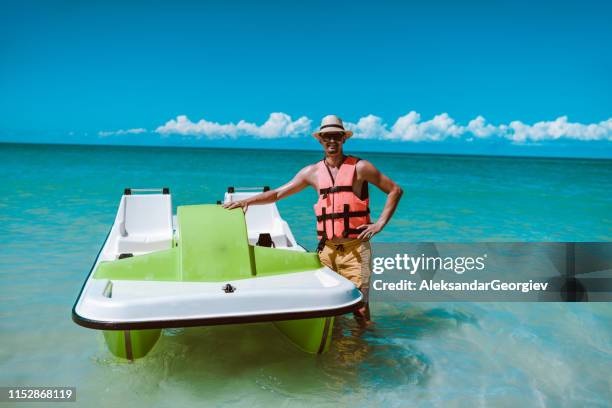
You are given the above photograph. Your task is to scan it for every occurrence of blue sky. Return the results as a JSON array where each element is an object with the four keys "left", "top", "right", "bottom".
[{"left": 1, "top": 0, "right": 611, "bottom": 157}]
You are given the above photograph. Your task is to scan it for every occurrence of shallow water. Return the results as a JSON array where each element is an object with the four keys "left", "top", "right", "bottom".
[{"left": 0, "top": 143, "right": 611, "bottom": 407}]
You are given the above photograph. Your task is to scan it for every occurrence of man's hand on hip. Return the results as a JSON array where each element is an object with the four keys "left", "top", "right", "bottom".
[{"left": 356, "top": 221, "right": 384, "bottom": 240}]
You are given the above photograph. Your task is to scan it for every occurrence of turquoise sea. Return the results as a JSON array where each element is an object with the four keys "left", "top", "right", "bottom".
[{"left": 1, "top": 143, "right": 611, "bottom": 407}]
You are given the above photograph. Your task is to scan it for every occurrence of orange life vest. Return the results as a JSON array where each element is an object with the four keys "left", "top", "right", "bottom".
[{"left": 314, "top": 156, "right": 371, "bottom": 244}]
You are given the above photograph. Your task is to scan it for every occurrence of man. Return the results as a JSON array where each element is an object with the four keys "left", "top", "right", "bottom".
[{"left": 224, "top": 115, "right": 403, "bottom": 323}]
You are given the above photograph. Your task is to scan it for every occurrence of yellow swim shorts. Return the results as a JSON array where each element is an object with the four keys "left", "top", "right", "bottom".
[{"left": 318, "top": 239, "right": 372, "bottom": 303}]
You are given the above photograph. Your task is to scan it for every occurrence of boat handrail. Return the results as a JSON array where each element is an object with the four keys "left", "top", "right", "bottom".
[
  {"left": 227, "top": 186, "right": 270, "bottom": 193},
  {"left": 124, "top": 187, "right": 170, "bottom": 195}
]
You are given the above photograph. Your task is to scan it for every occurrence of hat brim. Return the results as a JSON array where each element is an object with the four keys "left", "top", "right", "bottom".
[{"left": 312, "top": 129, "right": 353, "bottom": 139}]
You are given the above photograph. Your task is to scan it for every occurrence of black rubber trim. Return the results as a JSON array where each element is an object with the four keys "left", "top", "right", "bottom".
[
  {"left": 72, "top": 300, "right": 363, "bottom": 331},
  {"left": 263, "top": 186, "right": 270, "bottom": 192},
  {"left": 227, "top": 186, "right": 235, "bottom": 193},
  {"left": 124, "top": 188, "right": 131, "bottom": 195},
  {"left": 162, "top": 187, "right": 170, "bottom": 195},
  {"left": 317, "top": 317, "right": 332, "bottom": 354},
  {"left": 71, "top": 226, "right": 113, "bottom": 328},
  {"left": 124, "top": 331, "right": 133, "bottom": 361}
]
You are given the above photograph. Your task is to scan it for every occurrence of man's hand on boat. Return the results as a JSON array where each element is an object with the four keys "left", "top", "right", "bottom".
[{"left": 223, "top": 200, "right": 249, "bottom": 213}]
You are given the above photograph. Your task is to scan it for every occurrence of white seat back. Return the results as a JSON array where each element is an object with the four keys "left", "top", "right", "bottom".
[
  {"left": 123, "top": 194, "right": 172, "bottom": 237},
  {"left": 245, "top": 205, "right": 284, "bottom": 235},
  {"left": 226, "top": 192, "right": 283, "bottom": 234}
]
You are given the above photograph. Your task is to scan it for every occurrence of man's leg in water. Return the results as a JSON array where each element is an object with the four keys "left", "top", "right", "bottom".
[
  {"left": 352, "top": 241, "right": 372, "bottom": 324},
  {"left": 319, "top": 240, "right": 373, "bottom": 324}
]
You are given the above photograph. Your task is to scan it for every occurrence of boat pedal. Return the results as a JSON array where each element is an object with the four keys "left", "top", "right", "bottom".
[{"left": 223, "top": 283, "right": 236, "bottom": 293}]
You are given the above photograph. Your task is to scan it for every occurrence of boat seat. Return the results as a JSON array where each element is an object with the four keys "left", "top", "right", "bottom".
[
  {"left": 249, "top": 232, "right": 289, "bottom": 247},
  {"left": 95, "top": 205, "right": 322, "bottom": 282},
  {"left": 117, "top": 233, "right": 172, "bottom": 253},
  {"left": 116, "top": 194, "right": 173, "bottom": 254},
  {"left": 245, "top": 204, "right": 288, "bottom": 246}
]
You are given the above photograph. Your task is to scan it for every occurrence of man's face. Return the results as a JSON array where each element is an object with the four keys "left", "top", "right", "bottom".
[{"left": 319, "top": 132, "right": 345, "bottom": 155}]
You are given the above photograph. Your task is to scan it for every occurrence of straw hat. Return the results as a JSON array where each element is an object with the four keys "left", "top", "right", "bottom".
[{"left": 312, "top": 115, "right": 353, "bottom": 139}]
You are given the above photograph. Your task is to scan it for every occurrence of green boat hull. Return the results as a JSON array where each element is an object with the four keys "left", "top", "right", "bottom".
[
  {"left": 274, "top": 316, "right": 335, "bottom": 354},
  {"left": 103, "top": 329, "right": 162, "bottom": 360},
  {"left": 103, "top": 317, "right": 334, "bottom": 360}
]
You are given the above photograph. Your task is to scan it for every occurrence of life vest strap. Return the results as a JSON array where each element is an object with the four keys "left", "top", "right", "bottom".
[
  {"left": 316, "top": 207, "right": 328, "bottom": 252},
  {"left": 317, "top": 228, "right": 366, "bottom": 237},
  {"left": 318, "top": 186, "right": 354, "bottom": 195},
  {"left": 343, "top": 204, "right": 350, "bottom": 237},
  {"left": 347, "top": 228, "right": 366, "bottom": 235},
  {"left": 315, "top": 209, "right": 370, "bottom": 221}
]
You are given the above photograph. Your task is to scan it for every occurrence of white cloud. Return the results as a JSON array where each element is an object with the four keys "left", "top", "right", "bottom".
[
  {"left": 155, "top": 113, "right": 311, "bottom": 139},
  {"left": 346, "top": 113, "right": 612, "bottom": 143},
  {"left": 506, "top": 116, "right": 612, "bottom": 143},
  {"left": 347, "top": 112, "right": 464, "bottom": 142},
  {"left": 394, "top": 112, "right": 463, "bottom": 141},
  {"left": 98, "top": 128, "right": 147, "bottom": 137},
  {"left": 345, "top": 115, "right": 388, "bottom": 139},
  {"left": 101, "top": 113, "right": 612, "bottom": 143},
  {"left": 467, "top": 116, "right": 499, "bottom": 138}
]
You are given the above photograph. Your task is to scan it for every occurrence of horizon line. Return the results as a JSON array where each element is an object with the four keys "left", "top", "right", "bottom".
[{"left": 2, "top": 140, "right": 611, "bottom": 162}]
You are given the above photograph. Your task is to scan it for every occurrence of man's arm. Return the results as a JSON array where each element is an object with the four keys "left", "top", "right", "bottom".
[
  {"left": 223, "top": 165, "right": 314, "bottom": 211},
  {"left": 356, "top": 160, "right": 403, "bottom": 240}
]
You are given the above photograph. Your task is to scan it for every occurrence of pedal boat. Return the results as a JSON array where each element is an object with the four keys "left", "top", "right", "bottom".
[{"left": 72, "top": 187, "right": 362, "bottom": 360}]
